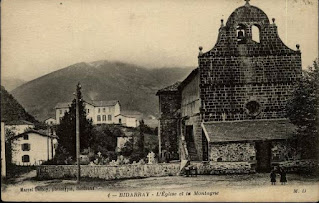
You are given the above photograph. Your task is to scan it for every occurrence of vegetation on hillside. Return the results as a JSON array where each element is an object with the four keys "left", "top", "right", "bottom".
[
  {"left": 11, "top": 61, "right": 193, "bottom": 121},
  {"left": 1, "top": 86, "right": 37, "bottom": 123}
]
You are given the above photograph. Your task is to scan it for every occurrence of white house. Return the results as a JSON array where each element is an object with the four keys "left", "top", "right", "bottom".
[
  {"left": 55, "top": 100, "right": 121, "bottom": 125},
  {"left": 5, "top": 120, "right": 35, "bottom": 135},
  {"left": 9, "top": 130, "right": 58, "bottom": 166},
  {"left": 115, "top": 111, "right": 143, "bottom": 128},
  {"left": 44, "top": 117, "right": 56, "bottom": 126}
]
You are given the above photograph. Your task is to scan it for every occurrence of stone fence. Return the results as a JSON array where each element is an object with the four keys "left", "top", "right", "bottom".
[
  {"left": 36, "top": 161, "right": 254, "bottom": 180},
  {"left": 271, "top": 159, "right": 318, "bottom": 172},
  {"left": 37, "top": 160, "right": 317, "bottom": 180},
  {"left": 37, "top": 163, "right": 181, "bottom": 180},
  {"left": 195, "top": 162, "right": 255, "bottom": 174}
]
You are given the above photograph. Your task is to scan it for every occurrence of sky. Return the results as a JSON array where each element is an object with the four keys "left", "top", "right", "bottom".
[{"left": 1, "top": 0, "right": 318, "bottom": 81}]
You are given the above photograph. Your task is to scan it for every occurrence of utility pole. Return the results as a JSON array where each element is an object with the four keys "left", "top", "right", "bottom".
[
  {"left": 75, "top": 83, "right": 81, "bottom": 183},
  {"left": 47, "top": 128, "right": 49, "bottom": 161},
  {"left": 50, "top": 127, "right": 54, "bottom": 160},
  {"left": 1, "top": 122, "right": 6, "bottom": 178}
]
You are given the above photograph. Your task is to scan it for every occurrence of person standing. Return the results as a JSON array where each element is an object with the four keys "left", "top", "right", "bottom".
[
  {"left": 270, "top": 169, "right": 277, "bottom": 185},
  {"left": 280, "top": 168, "right": 287, "bottom": 185}
]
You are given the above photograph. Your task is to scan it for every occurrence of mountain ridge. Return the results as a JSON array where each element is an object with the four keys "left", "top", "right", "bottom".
[{"left": 11, "top": 60, "right": 194, "bottom": 121}]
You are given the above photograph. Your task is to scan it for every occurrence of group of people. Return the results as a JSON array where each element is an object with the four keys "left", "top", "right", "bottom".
[{"left": 270, "top": 167, "right": 287, "bottom": 185}]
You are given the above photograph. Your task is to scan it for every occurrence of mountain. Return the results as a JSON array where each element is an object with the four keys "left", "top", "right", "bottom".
[
  {"left": 1, "top": 77, "right": 26, "bottom": 91},
  {"left": 1, "top": 85, "right": 37, "bottom": 123},
  {"left": 11, "top": 60, "right": 194, "bottom": 121}
]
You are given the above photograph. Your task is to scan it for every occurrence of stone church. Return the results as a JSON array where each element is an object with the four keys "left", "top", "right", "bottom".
[{"left": 157, "top": 0, "right": 302, "bottom": 172}]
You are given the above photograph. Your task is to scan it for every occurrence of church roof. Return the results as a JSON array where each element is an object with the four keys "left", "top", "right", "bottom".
[
  {"left": 156, "top": 82, "right": 181, "bottom": 95},
  {"left": 202, "top": 119, "right": 297, "bottom": 143}
]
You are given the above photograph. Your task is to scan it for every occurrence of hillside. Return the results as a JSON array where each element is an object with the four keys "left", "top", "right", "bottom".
[
  {"left": 11, "top": 60, "right": 193, "bottom": 121},
  {"left": 1, "top": 85, "right": 37, "bottom": 123},
  {"left": 1, "top": 77, "right": 26, "bottom": 91}
]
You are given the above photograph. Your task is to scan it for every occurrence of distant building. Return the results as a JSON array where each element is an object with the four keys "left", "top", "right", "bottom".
[
  {"left": 55, "top": 100, "right": 121, "bottom": 125},
  {"left": 9, "top": 129, "right": 58, "bottom": 166},
  {"left": 115, "top": 111, "right": 143, "bottom": 128},
  {"left": 5, "top": 120, "right": 35, "bottom": 135},
  {"left": 44, "top": 117, "right": 56, "bottom": 126}
]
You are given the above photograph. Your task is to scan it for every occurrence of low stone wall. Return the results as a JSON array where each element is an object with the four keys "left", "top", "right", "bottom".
[
  {"left": 37, "top": 161, "right": 256, "bottom": 180},
  {"left": 271, "top": 159, "right": 318, "bottom": 172},
  {"left": 195, "top": 162, "right": 255, "bottom": 174},
  {"left": 37, "top": 163, "right": 180, "bottom": 180}
]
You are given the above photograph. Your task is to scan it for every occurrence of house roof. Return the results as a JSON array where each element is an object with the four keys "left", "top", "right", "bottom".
[
  {"left": 55, "top": 102, "right": 71, "bottom": 109},
  {"left": 156, "top": 68, "right": 199, "bottom": 96},
  {"left": 9, "top": 129, "right": 58, "bottom": 141},
  {"left": 6, "top": 120, "right": 34, "bottom": 125},
  {"left": 178, "top": 68, "right": 199, "bottom": 91},
  {"left": 202, "top": 119, "right": 297, "bottom": 143},
  {"left": 115, "top": 111, "right": 143, "bottom": 119},
  {"left": 55, "top": 100, "right": 119, "bottom": 109},
  {"left": 156, "top": 82, "right": 181, "bottom": 95},
  {"left": 90, "top": 100, "right": 119, "bottom": 107}
]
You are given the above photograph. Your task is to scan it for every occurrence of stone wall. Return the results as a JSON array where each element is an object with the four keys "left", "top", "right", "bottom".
[
  {"left": 199, "top": 82, "right": 299, "bottom": 122},
  {"left": 183, "top": 114, "right": 202, "bottom": 161},
  {"left": 37, "top": 162, "right": 254, "bottom": 180},
  {"left": 194, "top": 162, "right": 255, "bottom": 174},
  {"left": 158, "top": 92, "right": 181, "bottom": 161},
  {"left": 210, "top": 142, "right": 256, "bottom": 162},
  {"left": 159, "top": 119, "right": 179, "bottom": 160},
  {"left": 271, "top": 159, "right": 318, "bottom": 173},
  {"left": 37, "top": 163, "right": 181, "bottom": 180}
]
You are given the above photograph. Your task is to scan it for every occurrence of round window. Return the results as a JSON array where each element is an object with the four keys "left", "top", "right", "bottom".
[{"left": 245, "top": 101, "right": 261, "bottom": 116}]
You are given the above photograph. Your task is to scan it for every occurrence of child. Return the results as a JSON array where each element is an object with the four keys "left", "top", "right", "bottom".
[
  {"left": 270, "top": 169, "right": 276, "bottom": 185},
  {"left": 280, "top": 168, "right": 287, "bottom": 185}
]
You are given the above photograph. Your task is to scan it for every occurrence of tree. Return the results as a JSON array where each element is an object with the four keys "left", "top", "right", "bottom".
[
  {"left": 56, "top": 84, "right": 94, "bottom": 161},
  {"left": 120, "top": 139, "right": 133, "bottom": 157},
  {"left": 5, "top": 128, "right": 16, "bottom": 166},
  {"left": 286, "top": 59, "right": 319, "bottom": 159},
  {"left": 91, "top": 124, "right": 121, "bottom": 157},
  {"left": 130, "top": 120, "right": 146, "bottom": 162}
]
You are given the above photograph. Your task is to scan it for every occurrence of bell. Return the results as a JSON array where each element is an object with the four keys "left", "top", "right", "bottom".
[{"left": 237, "top": 30, "right": 244, "bottom": 39}]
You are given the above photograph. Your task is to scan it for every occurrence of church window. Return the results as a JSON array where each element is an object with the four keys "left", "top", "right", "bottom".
[
  {"left": 252, "top": 25, "right": 260, "bottom": 43},
  {"left": 245, "top": 101, "right": 261, "bottom": 116}
]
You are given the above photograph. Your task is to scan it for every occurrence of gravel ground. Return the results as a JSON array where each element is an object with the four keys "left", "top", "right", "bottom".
[{"left": 2, "top": 170, "right": 319, "bottom": 202}]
